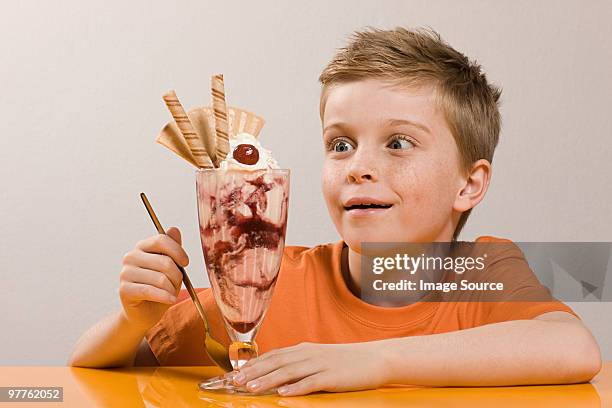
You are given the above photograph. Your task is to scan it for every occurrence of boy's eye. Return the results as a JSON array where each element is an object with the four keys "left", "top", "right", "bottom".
[
  {"left": 331, "top": 140, "right": 354, "bottom": 153},
  {"left": 388, "top": 136, "right": 415, "bottom": 150}
]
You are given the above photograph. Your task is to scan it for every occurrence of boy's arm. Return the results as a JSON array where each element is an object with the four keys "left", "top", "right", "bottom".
[
  {"left": 234, "top": 311, "right": 602, "bottom": 395},
  {"left": 383, "top": 311, "right": 601, "bottom": 386},
  {"left": 69, "top": 228, "right": 188, "bottom": 368},
  {"left": 68, "top": 311, "right": 157, "bottom": 368}
]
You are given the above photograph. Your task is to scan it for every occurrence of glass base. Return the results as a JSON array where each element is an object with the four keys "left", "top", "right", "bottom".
[{"left": 198, "top": 373, "right": 277, "bottom": 396}]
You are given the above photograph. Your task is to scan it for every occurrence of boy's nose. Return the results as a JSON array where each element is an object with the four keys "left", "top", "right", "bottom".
[
  {"left": 347, "top": 171, "right": 374, "bottom": 183},
  {"left": 347, "top": 157, "right": 377, "bottom": 183}
]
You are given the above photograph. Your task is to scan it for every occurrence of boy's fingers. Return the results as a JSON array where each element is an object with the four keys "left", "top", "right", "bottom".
[
  {"left": 136, "top": 233, "right": 189, "bottom": 267},
  {"left": 120, "top": 267, "right": 178, "bottom": 296},
  {"left": 242, "top": 344, "right": 304, "bottom": 368},
  {"left": 245, "top": 362, "right": 318, "bottom": 393},
  {"left": 121, "top": 281, "right": 176, "bottom": 304},
  {"left": 276, "top": 373, "right": 326, "bottom": 396},
  {"left": 237, "top": 353, "right": 304, "bottom": 385},
  {"left": 124, "top": 252, "right": 182, "bottom": 290},
  {"left": 166, "top": 227, "right": 182, "bottom": 245}
]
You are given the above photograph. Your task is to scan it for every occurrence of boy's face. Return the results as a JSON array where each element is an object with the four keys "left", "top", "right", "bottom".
[{"left": 321, "top": 79, "right": 466, "bottom": 250}]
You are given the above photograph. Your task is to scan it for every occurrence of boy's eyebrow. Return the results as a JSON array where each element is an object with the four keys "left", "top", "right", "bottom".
[
  {"left": 385, "top": 119, "right": 432, "bottom": 135},
  {"left": 323, "top": 120, "right": 432, "bottom": 135},
  {"left": 323, "top": 122, "right": 351, "bottom": 133}
]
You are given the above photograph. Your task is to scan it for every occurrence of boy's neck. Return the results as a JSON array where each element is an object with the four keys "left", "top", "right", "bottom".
[
  {"left": 341, "top": 245, "right": 361, "bottom": 297},
  {"left": 342, "top": 243, "right": 448, "bottom": 303}
]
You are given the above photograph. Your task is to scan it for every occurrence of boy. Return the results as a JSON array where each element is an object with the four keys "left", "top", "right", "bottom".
[{"left": 69, "top": 27, "right": 601, "bottom": 396}]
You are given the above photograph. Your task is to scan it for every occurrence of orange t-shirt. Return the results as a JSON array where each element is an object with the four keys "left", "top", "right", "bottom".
[{"left": 145, "top": 236, "right": 577, "bottom": 365}]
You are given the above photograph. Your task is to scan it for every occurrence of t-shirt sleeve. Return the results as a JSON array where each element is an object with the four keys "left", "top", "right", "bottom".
[
  {"left": 466, "top": 240, "right": 579, "bottom": 324},
  {"left": 145, "top": 288, "right": 231, "bottom": 366}
]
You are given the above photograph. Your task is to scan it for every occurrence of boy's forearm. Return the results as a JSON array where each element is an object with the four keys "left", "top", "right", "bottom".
[
  {"left": 380, "top": 317, "right": 601, "bottom": 386},
  {"left": 68, "top": 311, "right": 148, "bottom": 368}
]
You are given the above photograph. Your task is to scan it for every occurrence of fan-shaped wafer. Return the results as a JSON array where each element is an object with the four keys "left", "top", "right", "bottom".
[
  {"left": 162, "top": 90, "right": 213, "bottom": 168},
  {"left": 156, "top": 122, "right": 198, "bottom": 167},
  {"left": 228, "top": 107, "right": 266, "bottom": 138},
  {"left": 211, "top": 74, "right": 230, "bottom": 162}
]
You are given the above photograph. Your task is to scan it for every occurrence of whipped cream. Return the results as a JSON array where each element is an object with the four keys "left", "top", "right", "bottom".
[{"left": 219, "top": 132, "right": 279, "bottom": 171}]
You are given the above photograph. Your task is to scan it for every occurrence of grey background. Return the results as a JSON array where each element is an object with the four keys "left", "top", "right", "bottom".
[{"left": 0, "top": 0, "right": 610, "bottom": 365}]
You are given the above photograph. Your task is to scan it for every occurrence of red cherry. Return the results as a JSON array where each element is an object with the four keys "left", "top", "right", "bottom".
[{"left": 232, "top": 144, "right": 260, "bottom": 165}]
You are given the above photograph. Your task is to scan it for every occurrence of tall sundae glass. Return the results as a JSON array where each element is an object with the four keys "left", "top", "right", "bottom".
[{"left": 196, "top": 139, "right": 289, "bottom": 393}]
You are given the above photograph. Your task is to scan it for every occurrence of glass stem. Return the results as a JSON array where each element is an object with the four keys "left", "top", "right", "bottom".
[{"left": 229, "top": 341, "right": 258, "bottom": 370}]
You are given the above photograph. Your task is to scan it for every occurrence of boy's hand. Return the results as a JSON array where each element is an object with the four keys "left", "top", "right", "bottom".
[
  {"left": 119, "top": 227, "right": 188, "bottom": 331},
  {"left": 232, "top": 342, "right": 389, "bottom": 396}
]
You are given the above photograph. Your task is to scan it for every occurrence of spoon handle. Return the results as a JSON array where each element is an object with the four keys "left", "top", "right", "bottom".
[{"left": 140, "top": 192, "right": 210, "bottom": 332}]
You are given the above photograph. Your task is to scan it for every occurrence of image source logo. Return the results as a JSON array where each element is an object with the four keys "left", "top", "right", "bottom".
[{"left": 360, "top": 242, "right": 612, "bottom": 306}]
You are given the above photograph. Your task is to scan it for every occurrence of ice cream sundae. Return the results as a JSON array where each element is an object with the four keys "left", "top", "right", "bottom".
[{"left": 157, "top": 74, "right": 289, "bottom": 384}]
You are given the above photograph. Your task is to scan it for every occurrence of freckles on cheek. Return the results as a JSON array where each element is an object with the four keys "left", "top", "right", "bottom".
[
  {"left": 400, "top": 162, "right": 445, "bottom": 208},
  {"left": 321, "top": 164, "right": 341, "bottom": 207},
  {"left": 418, "top": 161, "right": 458, "bottom": 210},
  {"left": 398, "top": 165, "right": 423, "bottom": 202}
]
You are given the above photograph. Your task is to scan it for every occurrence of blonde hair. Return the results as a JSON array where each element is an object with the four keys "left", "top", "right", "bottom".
[{"left": 319, "top": 27, "right": 502, "bottom": 240}]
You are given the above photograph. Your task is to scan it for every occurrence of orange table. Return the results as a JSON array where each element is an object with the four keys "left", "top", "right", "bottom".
[{"left": 0, "top": 363, "right": 610, "bottom": 407}]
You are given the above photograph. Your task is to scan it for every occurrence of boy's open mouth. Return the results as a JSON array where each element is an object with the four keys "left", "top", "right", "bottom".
[
  {"left": 343, "top": 198, "right": 393, "bottom": 213},
  {"left": 344, "top": 203, "right": 393, "bottom": 210}
]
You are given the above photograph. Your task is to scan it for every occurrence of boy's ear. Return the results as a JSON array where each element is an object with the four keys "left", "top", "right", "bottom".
[{"left": 453, "top": 159, "right": 492, "bottom": 213}]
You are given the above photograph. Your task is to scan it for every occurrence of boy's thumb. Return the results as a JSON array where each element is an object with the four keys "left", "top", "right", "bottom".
[{"left": 166, "top": 227, "right": 182, "bottom": 245}]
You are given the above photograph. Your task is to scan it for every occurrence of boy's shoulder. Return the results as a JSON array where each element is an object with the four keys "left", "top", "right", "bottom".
[{"left": 469, "top": 235, "right": 525, "bottom": 266}]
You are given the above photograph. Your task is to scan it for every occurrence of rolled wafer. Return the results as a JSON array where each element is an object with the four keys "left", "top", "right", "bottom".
[
  {"left": 211, "top": 74, "right": 230, "bottom": 164},
  {"left": 162, "top": 90, "right": 214, "bottom": 168}
]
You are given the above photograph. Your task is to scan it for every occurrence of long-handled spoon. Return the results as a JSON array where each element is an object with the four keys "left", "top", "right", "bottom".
[{"left": 140, "top": 192, "right": 232, "bottom": 372}]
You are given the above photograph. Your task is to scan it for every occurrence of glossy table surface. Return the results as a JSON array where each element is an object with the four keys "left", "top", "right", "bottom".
[{"left": 0, "top": 362, "right": 610, "bottom": 407}]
